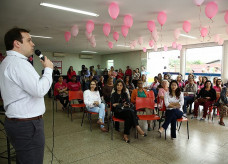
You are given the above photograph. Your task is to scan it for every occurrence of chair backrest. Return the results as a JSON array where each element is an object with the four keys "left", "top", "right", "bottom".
[
  {"left": 147, "top": 90, "right": 155, "bottom": 100},
  {"left": 157, "top": 96, "right": 166, "bottom": 112},
  {"left": 135, "top": 97, "right": 155, "bottom": 110},
  {"left": 69, "top": 91, "right": 84, "bottom": 101}
]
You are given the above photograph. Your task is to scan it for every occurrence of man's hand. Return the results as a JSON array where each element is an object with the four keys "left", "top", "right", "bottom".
[{"left": 41, "top": 56, "right": 53, "bottom": 69}]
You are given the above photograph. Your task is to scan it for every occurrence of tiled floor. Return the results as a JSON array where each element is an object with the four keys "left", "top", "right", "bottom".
[{"left": 1, "top": 98, "right": 228, "bottom": 164}]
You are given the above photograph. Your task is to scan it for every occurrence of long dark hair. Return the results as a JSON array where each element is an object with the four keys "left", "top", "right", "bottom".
[
  {"left": 114, "top": 79, "right": 126, "bottom": 93},
  {"left": 216, "top": 79, "right": 223, "bottom": 87},
  {"left": 89, "top": 80, "right": 98, "bottom": 91},
  {"left": 67, "top": 66, "right": 73, "bottom": 74},
  {"left": 204, "top": 80, "right": 213, "bottom": 90},
  {"left": 169, "top": 80, "right": 181, "bottom": 99},
  {"left": 124, "top": 75, "right": 132, "bottom": 84}
]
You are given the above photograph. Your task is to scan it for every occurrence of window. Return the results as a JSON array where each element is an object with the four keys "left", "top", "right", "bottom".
[{"left": 107, "top": 60, "right": 114, "bottom": 69}]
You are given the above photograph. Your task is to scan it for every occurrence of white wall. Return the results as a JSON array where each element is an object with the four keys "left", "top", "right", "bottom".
[
  {"left": 100, "top": 50, "right": 146, "bottom": 71},
  {"left": 33, "top": 52, "right": 102, "bottom": 76}
]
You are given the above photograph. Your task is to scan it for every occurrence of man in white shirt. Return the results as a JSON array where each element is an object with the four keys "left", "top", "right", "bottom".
[{"left": 0, "top": 27, "right": 53, "bottom": 164}]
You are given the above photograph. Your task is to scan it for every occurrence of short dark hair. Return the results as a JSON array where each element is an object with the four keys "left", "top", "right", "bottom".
[
  {"left": 204, "top": 80, "right": 213, "bottom": 89},
  {"left": 4, "top": 27, "right": 30, "bottom": 50},
  {"left": 114, "top": 79, "right": 126, "bottom": 93},
  {"left": 169, "top": 80, "right": 181, "bottom": 99},
  {"left": 89, "top": 80, "right": 98, "bottom": 91}
]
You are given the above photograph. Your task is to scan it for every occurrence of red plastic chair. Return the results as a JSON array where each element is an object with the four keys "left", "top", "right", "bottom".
[
  {"left": 135, "top": 97, "right": 160, "bottom": 130},
  {"left": 208, "top": 97, "right": 220, "bottom": 121},
  {"left": 68, "top": 91, "right": 86, "bottom": 121}
]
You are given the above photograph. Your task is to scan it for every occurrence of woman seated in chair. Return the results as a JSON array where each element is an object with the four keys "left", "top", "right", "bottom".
[
  {"left": 68, "top": 75, "right": 81, "bottom": 91},
  {"left": 192, "top": 80, "right": 216, "bottom": 120},
  {"left": 54, "top": 76, "right": 69, "bottom": 110},
  {"left": 217, "top": 87, "right": 228, "bottom": 126},
  {"left": 158, "top": 80, "right": 184, "bottom": 139},
  {"left": 111, "top": 79, "right": 146, "bottom": 143},
  {"left": 83, "top": 80, "right": 108, "bottom": 132}
]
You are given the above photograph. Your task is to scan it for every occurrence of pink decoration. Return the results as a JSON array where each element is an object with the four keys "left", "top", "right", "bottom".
[
  {"left": 225, "top": 11, "right": 228, "bottom": 24},
  {"left": 132, "top": 40, "right": 137, "bottom": 47},
  {"left": 113, "top": 32, "right": 119, "bottom": 41},
  {"left": 71, "top": 25, "right": 79, "bottom": 37},
  {"left": 183, "top": 21, "right": 191, "bottom": 33},
  {"left": 214, "top": 34, "right": 220, "bottom": 42},
  {"left": 194, "top": 0, "right": 205, "bottom": 6},
  {"left": 143, "top": 47, "right": 147, "bottom": 52},
  {"left": 174, "top": 29, "right": 180, "bottom": 40},
  {"left": 108, "top": 41, "right": 113, "bottom": 49},
  {"left": 218, "top": 38, "right": 224, "bottom": 45},
  {"left": 108, "top": 2, "right": 119, "bottom": 20},
  {"left": 121, "top": 25, "right": 129, "bottom": 38},
  {"left": 124, "top": 15, "right": 133, "bottom": 28},
  {"left": 205, "top": 1, "right": 218, "bottom": 19},
  {"left": 64, "top": 31, "right": 71, "bottom": 42},
  {"left": 85, "top": 31, "right": 92, "bottom": 39},
  {"left": 147, "top": 21, "right": 156, "bottom": 32},
  {"left": 91, "top": 41, "right": 96, "bottom": 48},
  {"left": 152, "top": 29, "right": 159, "bottom": 42},
  {"left": 154, "top": 45, "right": 158, "bottom": 51},
  {"left": 103, "top": 23, "right": 111, "bottom": 37},
  {"left": 172, "top": 42, "right": 177, "bottom": 49},
  {"left": 138, "top": 37, "right": 143, "bottom": 45},
  {"left": 89, "top": 35, "right": 96, "bottom": 44},
  {"left": 164, "top": 46, "right": 168, "bottom": 52},
  {"left": 200, "top": 27, "right": 208, "bottom": 37},
  {"left": 157, "top": 12, "right": 167, "bottom": 26},
  {"left": 86, "top": 20, "right": 94, "bottom": 34},
  {"left": 149, "top": 40, "right": 154, "bottom": 47},
  {"left": 177, "top": 44, "right": 182, "bottom": 51}
]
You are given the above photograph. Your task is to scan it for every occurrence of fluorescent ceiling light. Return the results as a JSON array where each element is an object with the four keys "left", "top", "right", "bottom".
[
  {"left": 31, "top": 35, "right": 52, "bottom": 39},
  {"left": 40, "top": 3, "right": 99, "bottom": 17},
  {"left": 116, "top": 45, "right": 130, "bottom": 48},
  {"left": 180, "top": 34, "right": 197, "bottom": 39},
  {"left": 81, "top": 51, "right": 97, "bottom": 54}
]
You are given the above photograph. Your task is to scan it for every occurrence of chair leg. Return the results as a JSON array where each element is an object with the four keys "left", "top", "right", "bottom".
[
  {"left": 89, "top": 114, "right": 92, "bottom": 131},
  {"left": 81, "top": 111, "right": 85, "bottom": 127},
  {"left": 111, "top": 120, "right": 114, "bottom": 140},
  {"left": 55, "top": 100, "right": 57, "bottom": 112},
  {"left": 153, "top": 120, "right": 156, "bottom": 130},
  {"left": 70, "top": 107, "right": 73, "bottom": 121},
  {"left": 187, "top": 121, "right": 189, "bottom": 139},
  {"left": 178, "top": 121, "right": 182, "bottom": 131},
  {"left": 165, "top": 130, "right": 166, "bottom": 140}
]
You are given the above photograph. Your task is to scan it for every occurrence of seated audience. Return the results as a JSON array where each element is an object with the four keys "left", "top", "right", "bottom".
[
  {"left": 213, "top": 79, "right": 223, "bottom": 99},
  {"left": 117, "top": 68, "right": 124, "bottom": 80},
  {"left": 217, "top": 87, "right": 228, "bottom": 126},
  {"left": 68, "top": 75, "right": 81, "bottom": 91},
  {"left": 103, "top": 77, "right": 114, "bottom": 104},
  {"left": 132, "top": 68, "right": 140, "bottom": 88},
  {"left": 193, "top": 80, "right": 216, "bottom": 120},
  {"left": 54, "top": 76, "right": 69, "bottom": 110},
  {"left": 98, "top": 76, "right": 105, "bottom": 97},
  {"left": 213, "top": 77, "right": 218, "bottom": 87},
  {"left": 83, "top": 80, "right": 108, "bottom": 132},
  {"left": 67, "top": 66, "right": 76, "bottom": 81},
  {"left": 124, "top": 75, "right": 135, "bottom": 94},
  {"left": 125, "top": 66, "right": 132, "bottom": 77},
  {"left": 141, "top": 74, "right": 148, "bottom": 89},
  {"left": 111, "top": 79, "right": 146, "bottom": 143},
  {"left": 53, "top": 66, "right": 60, "bottom": 83},
  {"left": 150, "top": 76, "right": 160, "bottom": 98},
  {"left": 85, "top": 75, "right": 94, "bottom": 91},
  {"left": 176, "top": 75, "right": 185, "bottom": 90},
  {"left": 158, "top": 80, "right": 184, "bottom": 139},
  {"left": 158, "top": 80, "right": 169, "bottom": 100}
]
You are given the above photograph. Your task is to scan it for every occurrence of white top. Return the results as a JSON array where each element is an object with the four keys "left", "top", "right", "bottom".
[
  {"left": 0, "top": 51, "right": 53, "bottom": 118},
  {"left": 164, "top": 92, "right": 184, "bottom": 112},
  {"left": 83, "top": 90, "right": 101, "bottom": 108}
]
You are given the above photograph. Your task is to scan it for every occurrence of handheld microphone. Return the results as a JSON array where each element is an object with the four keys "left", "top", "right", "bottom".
[{"left": 35, "top": 50, "right": 45, "bottom": 61}]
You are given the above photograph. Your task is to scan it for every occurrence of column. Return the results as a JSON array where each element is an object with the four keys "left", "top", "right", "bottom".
[
  {"left": 222, "top": 41, "right": 228, "bottom": 83},
  {"left": 180, "top": 48, "right": 186, "bottom": 80}
]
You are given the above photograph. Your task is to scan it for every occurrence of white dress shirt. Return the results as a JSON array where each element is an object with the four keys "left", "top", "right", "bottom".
[
  {"left": 83, "top": 90, "right": 101, "bottom": 108},
  {"left": 0, "top": 51, "right": 53, "bottom": 118},
  {"left": 164, "top": 92, "right": 184, "bottom": 112}
]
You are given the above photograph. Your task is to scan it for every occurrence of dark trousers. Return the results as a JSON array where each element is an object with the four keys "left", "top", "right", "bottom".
[
  {"left": 162, "top": 109, "right": 183, "bottom": 138},
  {"left": 115, "top": 109, "right": 139, "bottom": 135},
  {"left": 194, "top": 100, "right": 213, "bottom": 118},
  {"left": 4, "top": 118, "right": 45, "bottom": 164},
  {"left": 183, "top": 96, "right": 194, "bottom": 114},
  {"left": 56, "top": 95, "right": 69, "bottom": 108}
]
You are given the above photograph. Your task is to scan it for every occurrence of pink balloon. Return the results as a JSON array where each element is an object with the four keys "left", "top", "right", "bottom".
[
  {"left": 174, "top": 29, "right": 180, "bottom": 40},
  {"left": 200, "top": 27, "right": 208, "bottom": 37},
  {"left": 108, "top": 2, "right": 119, "bottom": 20},
  {"left": 85, "top": 31, "right": 92, "bottom": 39},
  {"left": 103, "top": 23, "right": 111, "bottom": 37},
  {"left": 138, "top": 37, "right": 143, "bottom": 45},
  {"left": 154, "top": 45, "right": 158, "bottom": 51},
  {"left": 108, "top": 41, "right": 113, "bottom": 49},
  {"left": 71, "top": 25, "right": 79, "bottom": 37},
  {"left": 214, "top": 34, "right": 220, "bottom": 42},
  {"left": 86, "top": 20, "right": 94, "bottom": 34},
  {"left": 157, "top": 12, "right": 167, "bottom": 26},
  {"left": 194, "top": 0, "right": 205, "bottom": 6},
  {"left": 205, "top": 1, "right": 218, "bottom": 19},
  {"left": 164, "top": 46, "right": 168, "bottom": 52},
  {"left": 149, "top": 40, "right": 154, "bottom": 47},
  {"left": 121, "top": 25, "right": 129, "bottom": 38},
  {"left": 64, "top": 31, "right": 71, "bottom": 42},
  {"left": 183, "top": 21, "right": 191, "bottom": 33},
  {"left": 147, "top": 21, "right": 156, "bottom": 32},
  {"left": 113, "top": 32, "right": 119, "bottom": 41},
  {"left": 218, "top": 38, "right": 224, "bottom": 45},
  {"left": 172, "top": 42, "right": 177, "bottom": 49},
  {"left": 177, "top": 44, "right": 182, "bottom": 51},
  {"left": 124, "top": 15, "right": 133, "bottom": 28},
  {"left": 225, "top": 11, "right": 228, "bottom": 24},
  {"left": 143, "top": 47, "right": 147, "bottom": 52}
]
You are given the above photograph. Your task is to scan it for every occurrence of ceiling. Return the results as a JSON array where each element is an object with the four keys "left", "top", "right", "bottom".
[{"left": 0, "top": 0, "right": 227, "bottom": 55}]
